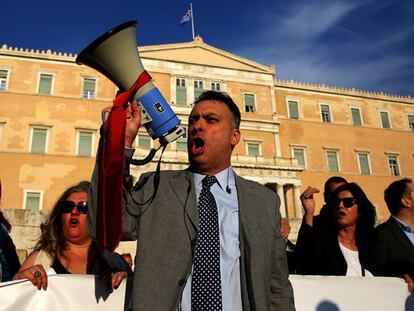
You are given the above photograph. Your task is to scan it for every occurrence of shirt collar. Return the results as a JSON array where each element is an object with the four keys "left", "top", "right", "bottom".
[
  {"left": 193, "top": 167, "right": 234, "bottom": 192},
  {"left": 392, "top": 215, "right": 413, "bottom": 233}
]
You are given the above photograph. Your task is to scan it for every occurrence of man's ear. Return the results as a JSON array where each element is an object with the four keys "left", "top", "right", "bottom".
[
  {"left": 401, "top": 197, "right": 411, "bottom": 208},
  {"left": 231, "top": 128, "right": 241, "bottom": 147}
]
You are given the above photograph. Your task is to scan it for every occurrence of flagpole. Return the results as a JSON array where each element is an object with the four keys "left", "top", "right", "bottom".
[{"left": 190, "top": 2, "right": 195, "bottom": 39}]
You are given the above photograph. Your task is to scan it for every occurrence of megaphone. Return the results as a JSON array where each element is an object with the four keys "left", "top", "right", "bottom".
[{"left": 76, "top": 20, "right": 185, "bottom": 152}]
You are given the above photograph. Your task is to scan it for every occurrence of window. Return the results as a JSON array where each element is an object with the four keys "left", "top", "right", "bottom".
[
  {"left": 211, "top": 81, "right": 221, "bottom": 91},
  {"left": 288, "top": 100, "right": 299, "bottom": 119},
  {"left": 326, "top": 150, "right": 339, "bottom": 172},
  {"left": 247, "top": 142, "right": 261, "bottom": 156},
  {"left": 388, "top": 155, "right": 400, "bottom": 176},
  {"left": 176, "top": 128, "right": 187, "bottom": 151},
  {"left": 194, "top": 80, "right": 204, "bottom": 100},
  {"left": 83, "top": 77, "right": 96, "bottom": 99},
  {"left": 380, "top": 111, "right": 391, "bottom": 128},
  {"left": 244, "top": 93, "right": 256, "bottom": 113},
  {"left": 351, "top": 107, "right": 362, "bottom": 125},
  {"left": 292, "top": 148, "right": 306, "bottom": 167},
  {"left": 357, "top": 153, "right": 371, "bottom": 174},
  {"left": 24, "top": 191, "right": 41, "bottom": 210},
  {"left": 77, "top": 131, "right": 93, "bottom": 156},
  {"left": 137, "top": 134, "right": 151, "bottom": 149},
  {"left": 0, "top": 70, "right": 8, "bottom": 91},
  {"left": 38, "top": 73, "right": 53, "bottom": 95},
  {"left": 320, "top": 104, "right": 331, "bottom": 123},
  {"left": 176, "top": 78, "right": 187, "bottom": 105},
  {"left": 30, "top": 128, "right": 48, "bottom": 154},
  {"left": 408, "top": 114, "right": 414, "bottom": 131}
]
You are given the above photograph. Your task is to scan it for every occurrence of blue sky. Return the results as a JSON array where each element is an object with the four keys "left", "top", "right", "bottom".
[{"left": 2, "top": 0, "right": 413, "bottom": 96}]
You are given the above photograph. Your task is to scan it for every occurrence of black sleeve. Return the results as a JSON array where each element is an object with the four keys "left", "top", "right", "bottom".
[{"left": 2, "top": 236, "right": 21, "bottom": 281}]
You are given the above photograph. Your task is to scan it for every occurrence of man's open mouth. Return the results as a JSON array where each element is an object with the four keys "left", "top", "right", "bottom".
[{"left": 190, "top": 137, "right": 205, "bottom": 155}]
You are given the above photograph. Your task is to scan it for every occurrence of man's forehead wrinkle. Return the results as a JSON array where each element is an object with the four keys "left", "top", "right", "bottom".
[{"left": 189, "top": 110, "right": 220, "bottom": 118}]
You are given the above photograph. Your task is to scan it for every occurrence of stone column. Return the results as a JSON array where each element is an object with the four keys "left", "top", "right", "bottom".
[
  {"left": 293, "top": 185, "right": 303, "bottom": 219},
  {"left": 276, "top": 184, "right": 286, "bottom": 218}
]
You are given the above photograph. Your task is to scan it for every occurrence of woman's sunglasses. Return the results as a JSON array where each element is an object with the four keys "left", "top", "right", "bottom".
[
  {"left": 60, "top": 201, "right": 88, "bottom": 214},
  {"left": 335, "top": 197, "right": 357, "bottom": 208}
]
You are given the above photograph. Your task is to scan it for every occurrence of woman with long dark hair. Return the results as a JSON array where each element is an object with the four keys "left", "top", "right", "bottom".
[
  {"left": 13, "top": 181, "right": 129, "bottom": 290},
  {"left": 296, "top": 182, "right": 376, "bottom": 276}
]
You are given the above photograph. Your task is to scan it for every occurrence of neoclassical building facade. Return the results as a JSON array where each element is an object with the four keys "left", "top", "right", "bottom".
[{"left": 0, "top": 37, "right": 413, "bottom": 253}]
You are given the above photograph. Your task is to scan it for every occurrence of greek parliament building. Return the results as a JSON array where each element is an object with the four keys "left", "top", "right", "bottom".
[{"left": 1, "top": 37, "right": 413, "bottom": 255}]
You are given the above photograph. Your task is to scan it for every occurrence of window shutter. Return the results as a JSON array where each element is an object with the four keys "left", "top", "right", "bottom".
[
  {"left": 78, "top": 132, "right": 92, "bottom": 156},
  {"left": 327, "top": 151, "right": 339, "bottom": 172},
  {"left": 380, "top": 112, "right": 390, "bottom": 128},
  {"left": 244, "top": 94, "right": 255, "bottom": 112},
  {"left": 359, "top": 154, "right": 370, "bottom": 174},
  {"left": 351, "top": 108, "right": 362, "bottom": 125},
  {"left": 38, "top": 74, "right": 52, "bottom": 95},
  {"left": 25, "top": 192, "right": 40, "bottom": 210},
  {"left": 288, "top": 101, "right": 299, "bottom": 119},
  {"left": 293, "top": 148, "right": 305, "bottom": 166},
  {"left": 31, "top": 129, "right": 47, "bottom": 153},
  {"left": 194, "top": 80, "right": 204, "bottom": 100},
  {"left": 138, "top": 135, "right": 151, "bottom": 149},
  {"left": 176, "top": 78, "right": 187, "bottom": 105}
]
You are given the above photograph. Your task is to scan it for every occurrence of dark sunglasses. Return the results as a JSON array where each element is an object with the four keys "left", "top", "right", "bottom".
[
  {"left": 60, "top": 201, "right": 88, "bottom": 214},
  {"left": 335, "top": 197, "right": 357, "bottom": 208}
]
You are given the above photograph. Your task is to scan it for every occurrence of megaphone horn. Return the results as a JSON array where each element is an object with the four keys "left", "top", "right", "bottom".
[{"left": 76, "top": 21, "right": 184, "bottom": 148}]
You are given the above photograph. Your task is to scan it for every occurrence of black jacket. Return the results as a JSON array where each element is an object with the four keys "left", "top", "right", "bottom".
[
  {"left": 295, "top": 221, "right": 374, "bottom": 276},
  {"left": 372, "top": 217, "right": 414, "bottom": 277},
  {"left": 0, "top": 235, "right": 21, "bottom": 281}
]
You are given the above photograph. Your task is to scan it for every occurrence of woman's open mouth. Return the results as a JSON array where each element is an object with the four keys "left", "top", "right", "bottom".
[
  {"left": 335, "top": 210, "right": 346, "bottom": 218},
  {"left": 69, "top": 218, "right": 79, "bottom": 226}
]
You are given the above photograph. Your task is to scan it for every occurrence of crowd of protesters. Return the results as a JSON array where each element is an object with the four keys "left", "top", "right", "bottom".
[
  {"left": 282, "top": 176, "right": 414, "bottom": 293},
  {"left": 2, "top": 176, "right": 413, "bottom": 295}
]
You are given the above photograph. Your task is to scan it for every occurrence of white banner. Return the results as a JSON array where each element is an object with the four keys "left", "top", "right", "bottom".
[
  {"left": 0, "top": 274, "right": 412, "bottom": 311},
  {"left": 290, "top": 275, "right": 412, "bottom": 311},
  {"left": 0, "top": 274, "right": 130, "bottom": 311}
]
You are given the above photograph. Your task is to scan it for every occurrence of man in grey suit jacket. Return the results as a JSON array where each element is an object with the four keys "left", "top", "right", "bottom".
[
  {"left": 373, "top": 178, "right": 414, "bottom": 293},
  {"left": 88, "top": 90, "right": 295, "bottom": 310}
]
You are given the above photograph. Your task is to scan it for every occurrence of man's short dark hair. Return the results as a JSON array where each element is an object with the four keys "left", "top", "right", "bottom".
[
  {"left": 384, "top": 178, "right": 412, "bottom": 215},
  {"left": 194, "top": 90, "right": 241, "bottom": 129},
  {"left": 324, "top": 176, "right": 348, "bottom": 194}
]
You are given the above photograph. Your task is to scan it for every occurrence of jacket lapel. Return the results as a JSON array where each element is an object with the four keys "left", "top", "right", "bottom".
[{"left": 169, "top": 170, "right": 199, "bottom": 231}]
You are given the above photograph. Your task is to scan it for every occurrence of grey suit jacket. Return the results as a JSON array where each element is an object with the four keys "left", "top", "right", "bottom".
[
  {"left": 372, "top": 217, "right": 414, "bottom": 276},
  {"left": 88, "top": 167, "right": 294, "bottom": 311}
]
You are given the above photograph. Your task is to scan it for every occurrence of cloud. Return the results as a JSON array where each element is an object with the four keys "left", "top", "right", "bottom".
[
  {"left": 232, "top": 0, "right": 414, "bottom": 95},
  {"left": 276, "top": 0, "right": 363, "bottom": 41}
]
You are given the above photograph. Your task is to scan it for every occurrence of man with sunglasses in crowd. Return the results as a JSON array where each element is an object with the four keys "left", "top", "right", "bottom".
[
  {"left": 299, "top": 176, "right": 347, "bottom": 229},
  {"left": 88, "top": 90, "right": 294, "bottom": 310},
  {"left": 372, "top": 178, "right": 414, "bottom": 293}
]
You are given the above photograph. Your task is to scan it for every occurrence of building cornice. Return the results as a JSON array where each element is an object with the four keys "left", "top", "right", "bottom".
[
  {"left": 0, "top": 44, "right": 76, "bottom": 63},
  {"left": 275, "top": 79, "right": 413, "bottom": 104},
  {"left": 139, "top": 36, "right": 275, "bottom": 75}
]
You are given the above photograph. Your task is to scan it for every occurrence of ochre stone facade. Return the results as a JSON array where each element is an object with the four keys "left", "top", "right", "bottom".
[
  {"left": 275, "top": 81, "right": 414, "bottom": 220},
  {"left": 0, "top": 38, "right": 413, "bottom": 257}
]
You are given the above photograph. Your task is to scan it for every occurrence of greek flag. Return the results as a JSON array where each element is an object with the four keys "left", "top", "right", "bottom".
[{"left": 180, "top": 9, "right": 192, "bottom": 24}]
